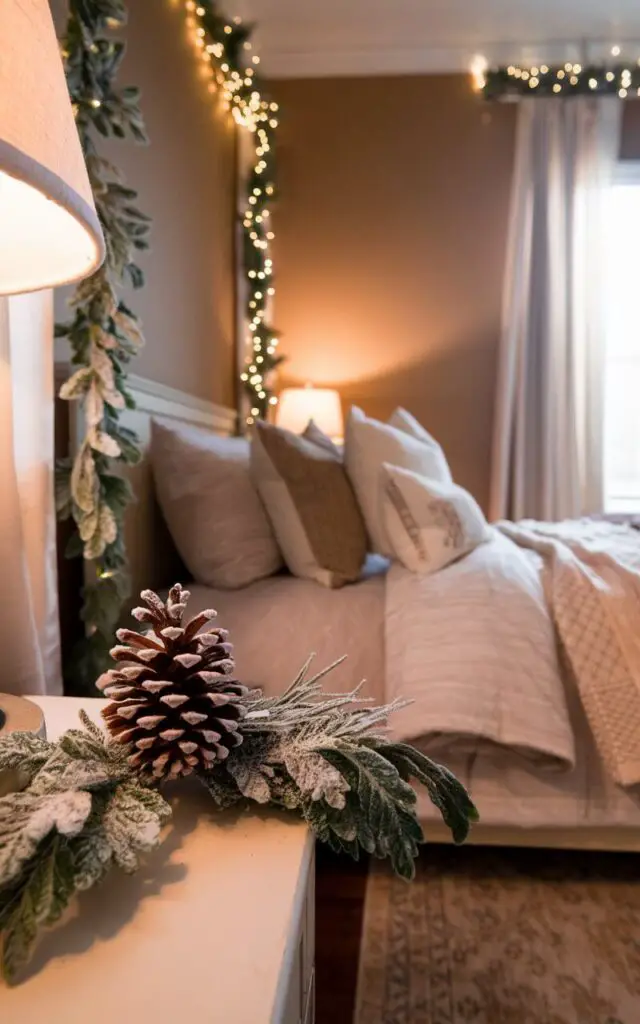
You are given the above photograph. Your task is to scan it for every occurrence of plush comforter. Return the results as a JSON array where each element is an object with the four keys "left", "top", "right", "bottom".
[{"left": 386, "top": 519, "right": 640, "bottom": 790}]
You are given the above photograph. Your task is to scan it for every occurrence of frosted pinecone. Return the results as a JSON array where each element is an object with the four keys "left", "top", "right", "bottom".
[{"left": 98, "top": 585, "right": 249, "bottom": 781}]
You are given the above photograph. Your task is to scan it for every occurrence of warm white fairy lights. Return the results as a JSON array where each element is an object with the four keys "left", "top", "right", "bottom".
[
  {"left": 475, "top": 44, "right": 640, "bottom": 100},
  {"left": 180, "top": 0, "right": 280, "bottom": 426}
]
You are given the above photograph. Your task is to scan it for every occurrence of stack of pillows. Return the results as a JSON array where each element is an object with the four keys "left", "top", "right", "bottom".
[{"left": 150, "top": 407, "right": 492, "bottom": 592}]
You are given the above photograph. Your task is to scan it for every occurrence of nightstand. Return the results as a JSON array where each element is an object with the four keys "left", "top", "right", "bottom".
[{"left": 3, "top": 697, "right": 315, "bottom": 1024}]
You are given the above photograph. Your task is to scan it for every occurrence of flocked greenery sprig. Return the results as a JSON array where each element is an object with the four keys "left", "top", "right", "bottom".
[
  {"left": 0, "top": 714, "right": 171, "bottom": 985},
  {"left": 55, "top": 0, "right": 150, "bottom": 694},
  {"left": 180, "top": 0, "right": 284, "bottom": 426},
  {"left": 0, "top": 586, "right": 478, "bottom": 984}
]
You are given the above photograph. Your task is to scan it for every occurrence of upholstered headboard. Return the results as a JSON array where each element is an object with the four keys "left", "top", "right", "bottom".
[{"left": 57, "top": 364, "right": 237, "bottom": 600}]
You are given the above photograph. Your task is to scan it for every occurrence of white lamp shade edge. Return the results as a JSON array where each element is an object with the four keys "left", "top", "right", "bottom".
[{"left": 0, "top": 138, "right": 105, "bottom": 295}]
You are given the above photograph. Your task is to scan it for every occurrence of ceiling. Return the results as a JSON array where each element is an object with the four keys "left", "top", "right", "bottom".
[{"left": 233, "top": 0, "right": 640, "bottom": 77}]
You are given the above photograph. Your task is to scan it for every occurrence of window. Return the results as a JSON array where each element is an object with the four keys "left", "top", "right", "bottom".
[{"left": 603, "top": 163, "right": 640, "bottom": 513}]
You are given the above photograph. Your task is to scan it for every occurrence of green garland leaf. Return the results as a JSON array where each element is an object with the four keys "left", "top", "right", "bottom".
[{"left": 56, "top": 0, "right": 149, "bottom": 695}]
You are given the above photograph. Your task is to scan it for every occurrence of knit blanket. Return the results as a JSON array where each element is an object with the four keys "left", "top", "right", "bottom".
[{"left": 497, "top": 519, "right": 640, "bottom": 789}]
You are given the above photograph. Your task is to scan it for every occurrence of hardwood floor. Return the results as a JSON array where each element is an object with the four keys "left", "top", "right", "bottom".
[{"left": 315, "top": 843, "right": 369, "bottom": 1024}]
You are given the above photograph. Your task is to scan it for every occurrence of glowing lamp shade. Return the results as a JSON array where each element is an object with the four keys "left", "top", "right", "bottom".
[
  {"left": 276, "top": 386, "right": 344, "bottom": 441},
  {"left": 0, "top": 0, "right": 105, "bottom": 295}
]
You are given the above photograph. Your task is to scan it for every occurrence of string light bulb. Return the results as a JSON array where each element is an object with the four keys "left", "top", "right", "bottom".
[
  {"left": 470, "top": 54, "right": 488, "bottom": 92},
  {"left": 178, "top": 0, "right": 281, "bottom": 426}
]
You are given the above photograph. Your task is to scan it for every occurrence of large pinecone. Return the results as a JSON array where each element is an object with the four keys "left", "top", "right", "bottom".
[{"left": 97, "top": 585, "right": 249, "bottom": 781}]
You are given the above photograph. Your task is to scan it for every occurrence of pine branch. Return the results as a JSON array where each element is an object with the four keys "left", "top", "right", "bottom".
[
  {"left": 0, "top": 715, "right": 170, "bottom": 983},
  {"left": 205, "top": 656, "right": 479, "bottom": 877}
]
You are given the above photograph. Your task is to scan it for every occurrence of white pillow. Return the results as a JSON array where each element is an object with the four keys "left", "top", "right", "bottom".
[
  {"left": 389, "top": 406, "right": 443, "bottom": 447},
  {"left": 344, "top": 406, "right": 452, "bottom": 556},
  {"left": 381, "top": 462, "right": 492, "bottom": 573},
  {"left": 150, "top": 419, "right": 283, "bottom": 589}
]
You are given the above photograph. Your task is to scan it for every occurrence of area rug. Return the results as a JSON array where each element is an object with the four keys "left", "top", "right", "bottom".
[{"left": 355, "top": 847, "right": 640, "bottom": 1024}]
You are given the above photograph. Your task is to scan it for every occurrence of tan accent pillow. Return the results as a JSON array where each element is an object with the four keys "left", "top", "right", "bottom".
[
  {"left": 150, "top": 419, "right": 282, "bottom": 589},
  {"left": 251, "top": 420, "right": 367, "bottom": 588},
  {"left": 381, "top": 462, "right": 492, "bottom": 574}
]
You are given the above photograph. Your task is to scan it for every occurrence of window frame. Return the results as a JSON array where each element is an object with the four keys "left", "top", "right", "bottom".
[{"left": 603, "top": 160, "right": 640, "bottom": 514}]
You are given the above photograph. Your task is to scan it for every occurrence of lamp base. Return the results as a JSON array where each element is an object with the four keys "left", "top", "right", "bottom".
[{"left": 0, "top": 693, "right": 45, "bottom": 738}]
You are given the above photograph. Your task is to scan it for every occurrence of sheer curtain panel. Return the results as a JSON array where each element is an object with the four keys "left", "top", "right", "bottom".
[{"left": 490, "top": 97, "right": 622, "bottom": 521}]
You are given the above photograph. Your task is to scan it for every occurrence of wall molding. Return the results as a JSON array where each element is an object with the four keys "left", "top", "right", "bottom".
[
  {"left": 126, "top": 373, "right": 238, "bottom": 433},
  {"left": 55, "top": 360, "right": 238, "bottom": 438}
]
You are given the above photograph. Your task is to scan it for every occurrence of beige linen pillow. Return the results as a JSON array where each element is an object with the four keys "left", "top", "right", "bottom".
[
  {"left": 344, "top": 406, "right": 452, "bottom": 556},
  {"left": 150, "top": 419, "right": 282, "bottom": 589},
  {"left": 251, "top": 420, "right": 367, "bottom": 588},
  {"left": 389, "top": 406, "right": 444, "bottom": 448},
  {"left": 381, "top": 462, "right": 492, "bottom": 574}
]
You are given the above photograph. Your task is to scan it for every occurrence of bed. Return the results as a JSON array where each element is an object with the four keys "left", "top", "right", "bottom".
[{"left": 99, "top": 369, "right": 640, "bottom": 852}]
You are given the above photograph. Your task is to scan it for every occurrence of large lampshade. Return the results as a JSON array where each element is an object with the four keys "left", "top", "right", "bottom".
[
  {"left": 0, "top": 0, "right": 105, "bottom": 294},
  {"left": 276, "top": 385, "right": 344, "bottom": 441}
]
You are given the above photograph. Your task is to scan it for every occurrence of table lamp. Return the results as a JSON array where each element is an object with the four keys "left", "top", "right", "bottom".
[
  {"left": 0, "top": 0, "right": 105, "bottom": 736},
  {"left": 0, "top": 0, "right": 105, "bottom": 294},
  {"left": 276, "top": 384, "right": 344, "bottom": 442}
]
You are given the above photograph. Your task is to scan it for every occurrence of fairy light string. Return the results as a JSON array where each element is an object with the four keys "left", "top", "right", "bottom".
[
  {"left": 476, "top": 45, "right": 640, "bottom": 99},
  {"left": 181, "top": 0, "right": 282, "bottom": 426}
]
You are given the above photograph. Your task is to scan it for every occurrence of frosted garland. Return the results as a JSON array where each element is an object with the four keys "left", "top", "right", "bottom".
[
  {"left": 56, "top": 0, "right": 150, "bottom": 695},
  {"left": 0, "top": 586, "right": 478, "bottom": 985}
]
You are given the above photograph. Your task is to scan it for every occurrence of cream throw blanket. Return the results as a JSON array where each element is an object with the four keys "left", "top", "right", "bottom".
[{"left": 497, "top": 519, "right": 640, "bottom": 789}]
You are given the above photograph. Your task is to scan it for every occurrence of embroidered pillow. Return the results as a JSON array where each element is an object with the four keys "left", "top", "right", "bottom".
[
  {"left": 344, "top": 406, "right": 452, "bottom": 556},
  {"left": 381, "top": 462, "right": 492, "bottom": 574},
  {"left": 251, "top": 420, "right": 367, "bottom": 588}
]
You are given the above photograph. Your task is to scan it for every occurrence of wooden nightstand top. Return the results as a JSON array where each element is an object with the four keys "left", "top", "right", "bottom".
[{"left": 3, "top": 697, "right": 313, "bottom": 1024}]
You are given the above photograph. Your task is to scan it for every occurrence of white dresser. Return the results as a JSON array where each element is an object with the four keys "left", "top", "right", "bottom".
[{"left": 2, "top": 697, "right": 315, "bottom": 1024}]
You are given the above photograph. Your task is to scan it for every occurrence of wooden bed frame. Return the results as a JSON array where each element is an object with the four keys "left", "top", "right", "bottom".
[{"left": 58, "top": 365, "right": 640, "bottom": 854}]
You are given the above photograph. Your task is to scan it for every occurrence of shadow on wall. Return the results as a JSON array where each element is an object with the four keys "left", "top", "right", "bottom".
[{"left": 285, "top": 331, "right": 498, "bottom": 513}]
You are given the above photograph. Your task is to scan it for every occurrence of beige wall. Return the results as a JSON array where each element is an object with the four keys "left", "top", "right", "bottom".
[
  {"left": 52, "top": 0, "right": 237, "bottom": 407},
  {"left": 269, "top": 75, "right": 517, "bottom": 510}
]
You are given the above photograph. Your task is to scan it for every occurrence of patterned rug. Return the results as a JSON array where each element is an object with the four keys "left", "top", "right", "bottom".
[{"left": 355, "top": 847, "right": 640, "bottom": 1024}]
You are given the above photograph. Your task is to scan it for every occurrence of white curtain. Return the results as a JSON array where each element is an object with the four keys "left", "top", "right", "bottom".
[
  {"left": 0, "top": 291, "right": 62, "bottom": 695},
  {"left": 490, "top": 97, "right": 622, "bottom": 522}
]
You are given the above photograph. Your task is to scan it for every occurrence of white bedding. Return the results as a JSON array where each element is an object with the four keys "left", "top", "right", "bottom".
[
  {"left": 186, "top": 555, "right": 389, "bottom": 700},
  {"left": 385, "top": 531, "right": 575, "bottom": 771},
  {"left": 184, "top": 544, "right": 640, "bottom": 833}
]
